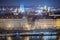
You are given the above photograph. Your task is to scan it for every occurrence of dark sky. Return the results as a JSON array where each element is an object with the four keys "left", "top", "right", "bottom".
[{"left": 0, "top": 0, "right": 60, "bottom": 8}]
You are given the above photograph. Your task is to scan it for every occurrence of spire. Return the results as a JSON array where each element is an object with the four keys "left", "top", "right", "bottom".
[{"left": 20, "top": 4, "right": 25, "bottom": 12}]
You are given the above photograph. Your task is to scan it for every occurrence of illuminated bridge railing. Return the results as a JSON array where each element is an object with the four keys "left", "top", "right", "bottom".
[{"left": 0, "top": 19, "right": 60, "bottom": 30}]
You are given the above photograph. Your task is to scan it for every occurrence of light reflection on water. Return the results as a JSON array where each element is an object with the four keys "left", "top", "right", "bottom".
[
  {"left": 0, "top": 36, "right": 57, "bottom": 40},
  {"left": 7, "top": 37, "right": 12, "bottom": 40},
  {"left": 0, "top": 32, "right": 58, "bottom": 40}
]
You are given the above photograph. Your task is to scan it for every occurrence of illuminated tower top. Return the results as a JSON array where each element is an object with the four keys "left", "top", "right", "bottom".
[{"left": 20, "top": 4, "right": 25, "bottom": 13}]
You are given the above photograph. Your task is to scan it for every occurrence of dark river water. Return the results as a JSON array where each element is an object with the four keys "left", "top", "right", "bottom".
[{"left": 0, "top": 35, "right": 58, "bottom": 40}]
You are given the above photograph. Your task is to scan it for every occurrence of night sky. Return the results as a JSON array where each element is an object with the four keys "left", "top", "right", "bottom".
[{"left": 0, "top": 0, "right": 60, "bottom": 8}]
